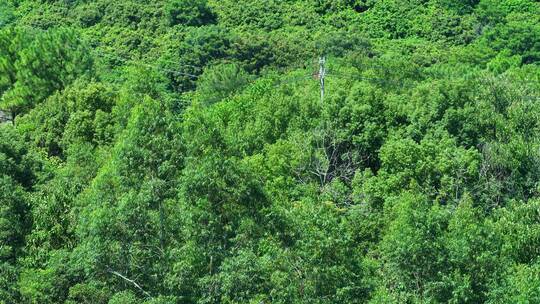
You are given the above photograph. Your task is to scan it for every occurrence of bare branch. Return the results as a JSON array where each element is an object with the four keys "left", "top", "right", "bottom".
[{"left": 108, "top": 269, "right": 152, "bottom": 298}]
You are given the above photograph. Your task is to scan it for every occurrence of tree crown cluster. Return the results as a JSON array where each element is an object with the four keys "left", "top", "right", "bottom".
[{"left": 0, "top": 0, "right": 540, "bottom": 303}]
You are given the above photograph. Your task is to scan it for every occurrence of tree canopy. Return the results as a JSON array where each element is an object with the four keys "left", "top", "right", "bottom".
[{"left": 0, "top": 0, "right": 539, "bottom": 303}]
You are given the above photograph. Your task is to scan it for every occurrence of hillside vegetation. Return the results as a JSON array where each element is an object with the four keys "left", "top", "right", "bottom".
[{"left": 1, "top": 0, "right": 540, "bottom": 303}]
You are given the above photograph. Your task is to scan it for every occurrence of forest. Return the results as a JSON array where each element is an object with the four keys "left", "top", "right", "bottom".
[{"left": 0, "top": 0, "right": 539, "bottom": 303}]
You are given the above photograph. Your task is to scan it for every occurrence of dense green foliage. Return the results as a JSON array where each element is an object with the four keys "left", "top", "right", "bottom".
[{"left": 0, "top": 0, "right": 539, "bottom": 303}]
